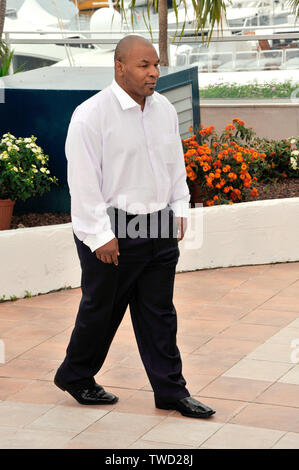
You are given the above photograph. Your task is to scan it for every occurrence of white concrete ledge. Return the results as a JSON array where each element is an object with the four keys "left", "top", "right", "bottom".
[
  {"left": 177, "top": 197, "right": 299, "bottom": 272},
  {"left": 0, "top": 197, "right": 299, "bottom": 299}
]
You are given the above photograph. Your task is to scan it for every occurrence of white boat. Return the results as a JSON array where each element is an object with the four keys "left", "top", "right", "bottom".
[
  {"left": 3, "top": 0, "right": 103, "bottom": 72},
  {"left": 51, "top": 42, "right": 178, "bottom": 67},
  {"left": 16, "top": 0, "right": 77, "bottom": 26},
  {"left": 168, "top": 0, "right": 293, "bottom": 34}
]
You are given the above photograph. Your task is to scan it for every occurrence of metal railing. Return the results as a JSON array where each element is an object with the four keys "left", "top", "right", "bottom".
[
  {"left": 3, "top": 30, "right": 299, "bottom": 44},
  {"left": 2, "top": 28, "right": 299, "bottom": 73}
]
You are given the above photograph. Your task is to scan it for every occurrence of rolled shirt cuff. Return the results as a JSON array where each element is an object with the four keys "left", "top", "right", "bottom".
[
  {"left": 83, "top": 229, "right": 116, "bottom": 252},
  {"left": 170, "top": 200, "right": 190, "bottom": 218}
]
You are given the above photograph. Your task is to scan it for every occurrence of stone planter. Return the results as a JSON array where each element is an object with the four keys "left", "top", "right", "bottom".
[{"left": 0, "top": 197, "right": 298, "bottom": 299}]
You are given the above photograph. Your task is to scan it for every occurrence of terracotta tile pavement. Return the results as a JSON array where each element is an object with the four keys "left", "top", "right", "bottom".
[{"left": 0, "top": 261, "right": 299, "bottom": 448}]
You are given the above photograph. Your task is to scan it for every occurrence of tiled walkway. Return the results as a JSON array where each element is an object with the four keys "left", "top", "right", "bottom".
[{"left": 0, "top": 261, "right": 299, "bottom": 449}]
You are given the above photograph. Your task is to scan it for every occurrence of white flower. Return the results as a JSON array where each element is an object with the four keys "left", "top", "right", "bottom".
[
  {"left": 40, "top": 167, "right": 46, "bottom": 173},
  {"left": 291, "top": 150, "right": 299, "bottom": 156},
  {"left": 24, "top": 138, "right": 32, "bottom": 143},
  {"left": 33, "top": 169, "right": 38, "bottom": 173},
  {"left": 46, "top": 170, "right": 50, "bottom": 174},
  {"left": 4, "top": 133, "right": 15, "bottom": 139},
  {"left": 290, "top": 157, "right": 298, "bottom": 170},
  {"left": 290, "top": 138, "right": 296, "bottom": 144},
  {"left": 13, "top": 167, "right": 18, "bottom": 172},
  {"left": 13, "top": 145, "right": 19, "bottom": 151},
  {"left": 36, "top": 155, "right": 42, "bottom": 160},
  {"left": 25, "top": 144, "right": 31, "bottom": 149}
]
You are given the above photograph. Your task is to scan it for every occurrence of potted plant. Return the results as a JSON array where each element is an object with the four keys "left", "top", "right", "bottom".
[{"left": 0, "top": 132, "right": 58, "bottom": 230}]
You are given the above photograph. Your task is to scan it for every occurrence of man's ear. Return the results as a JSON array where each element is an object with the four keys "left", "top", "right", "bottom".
[{"left": 115, "top": 60, "right": 125, "bottom": 76}]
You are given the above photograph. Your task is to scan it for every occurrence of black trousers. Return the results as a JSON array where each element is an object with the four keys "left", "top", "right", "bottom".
[{"left": 56, "top": 205, "right": 190, "bottom": 401}]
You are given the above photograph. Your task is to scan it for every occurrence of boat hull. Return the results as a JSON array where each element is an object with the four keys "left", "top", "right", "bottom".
[{"left": 72, "top": 1, "right": 110, "bottom": 11}]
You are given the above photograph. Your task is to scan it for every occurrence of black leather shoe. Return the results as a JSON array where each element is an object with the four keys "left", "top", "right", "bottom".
[
  {"left": 155, "top": 396, "right": 215, "bottom": 418},
  {"left": 54, "top": 374, "right": 118, "bottom": 405}
]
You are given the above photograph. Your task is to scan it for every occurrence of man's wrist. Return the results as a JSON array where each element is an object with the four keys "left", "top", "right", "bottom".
[{"left": 84, "top": 229, "right": 116, "bottom": 252}]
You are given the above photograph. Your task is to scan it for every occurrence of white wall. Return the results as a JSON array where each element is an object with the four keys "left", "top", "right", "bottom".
[
  {"left": 200, "top": 102, "right": 299, "bottom": 140},
  {"left": 0, "top": 198, "right": 299, "bottom": 299}
]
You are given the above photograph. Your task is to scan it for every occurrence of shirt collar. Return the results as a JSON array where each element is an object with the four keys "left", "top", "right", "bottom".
[{"left": 110, "top": 79, "right": 156, "bottom": 110}]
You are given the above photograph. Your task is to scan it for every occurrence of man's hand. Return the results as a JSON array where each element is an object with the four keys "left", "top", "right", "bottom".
[
  {"left": 95, "top": 238, "right": 120, "bottom": 266},
  {"left": 175, "top": 217, "right": 187, "bottom": 242}
]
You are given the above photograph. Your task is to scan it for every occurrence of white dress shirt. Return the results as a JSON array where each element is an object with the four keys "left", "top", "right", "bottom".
[{"left": 65, "top": 79, "right": 190, "bottom": 252}]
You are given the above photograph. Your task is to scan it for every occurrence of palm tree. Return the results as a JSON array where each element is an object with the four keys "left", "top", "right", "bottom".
[
  {"left": 119, "top": 0, "right": 228, "bottom": 65},
  {"left": 0, "top": 0, "right": 6, "bottom": 37},
  {"left": 288, "top": 0, "right": 299, "bottom": 17}
]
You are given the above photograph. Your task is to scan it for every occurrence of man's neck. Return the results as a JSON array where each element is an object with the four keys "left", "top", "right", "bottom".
[{"left": 115, "top": 78, "right": 145, "bottom": 110}]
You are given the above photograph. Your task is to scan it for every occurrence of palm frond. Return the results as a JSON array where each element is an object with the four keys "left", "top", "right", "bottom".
[{"left": 287, "top": 0, "right": 299, "bottom": 16}]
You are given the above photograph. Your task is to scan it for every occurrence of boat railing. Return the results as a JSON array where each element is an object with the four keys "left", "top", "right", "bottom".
[
  {"left": 175, "top": 48, "right": 299, "bottom": 72},
  {"left": 2, "top": 28, "right": 299, "bottom": 73},
  {"left": 3, "top": 30, "right": 299, "bottom": 44}
]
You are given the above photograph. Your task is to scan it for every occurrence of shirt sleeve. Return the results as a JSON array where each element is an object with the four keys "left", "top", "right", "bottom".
[
  {"left": 65, "top": 119, "right": 115, "bottom": 252},
  {"left": 169, "top": 111, "right": 190, "bottom": 218}
]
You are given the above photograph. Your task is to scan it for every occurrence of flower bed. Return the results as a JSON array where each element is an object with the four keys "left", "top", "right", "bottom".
[
  {"left": 183, "top": 119, "right": 299, "bottom": 207},
  {"left": 200, "top": 80, "right": 299, "bottom": 99},
  {"left": 0, "top": 121, "right": 298, "bottom": 300}
]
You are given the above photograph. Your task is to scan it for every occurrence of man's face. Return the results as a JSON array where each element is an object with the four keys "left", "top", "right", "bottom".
[{"left": 116, "top": 42, "right": 160, "bottom": 101}]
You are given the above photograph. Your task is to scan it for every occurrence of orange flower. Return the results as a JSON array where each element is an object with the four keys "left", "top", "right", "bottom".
[
  {"left": 189, "top": 125, "right": 193, "bottom": 132},
  {"left": 186, "top": 166, "right": 197, "bottom": 181},
  {"left": 232, "top": 118, "right": 245, "bottom": 126},
  {"left": 250, "top": 187, "right": 258, "bottom": 197},
  {"left": 241, "top": 163, "right": 247, "bottom": 170}
]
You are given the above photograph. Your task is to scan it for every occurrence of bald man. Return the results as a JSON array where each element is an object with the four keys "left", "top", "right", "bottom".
[{"left": 54, "top": 35, "right": 215, "bottom": 419}]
